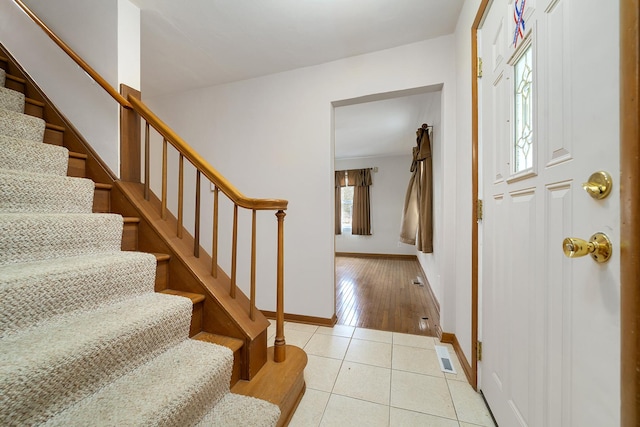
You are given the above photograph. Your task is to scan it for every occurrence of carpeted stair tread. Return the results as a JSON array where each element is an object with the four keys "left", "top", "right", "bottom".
[
  {"left": 0, "top": 87, "right": 25, "bottom": 113},
  {"left": 0, "top": 292, "right": 194, "bottom": 426},
  {"left": 43, "top": 339, "right": 234, "bottom": 427},
  {"left": 0, "top": 169, "right": 94, "bottom": 213},
  {"left": 0, "top": 213, "right": 123, "bottom": 265},
  {"left": 0, "top": 251, "right": 157, "bottom": 337},
  {"left": 196, "top": 393, "right": 281, "bottom": 427},
  {"left": 0, "top": 134, "right": 69, "bottom": 176},
  {"left": 0, "top": 68, "right": 5, "bottom": 87},
  {"left": 0, "top": 107, "right": 45, "bottom": 142}
]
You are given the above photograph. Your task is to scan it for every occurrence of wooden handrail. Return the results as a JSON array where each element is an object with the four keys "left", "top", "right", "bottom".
[
  {"left": 127, "top": 95, "right": 288, "bottom": 211},
  {"left": 14, "top": 0, "right": 132, "bottom": 109}
]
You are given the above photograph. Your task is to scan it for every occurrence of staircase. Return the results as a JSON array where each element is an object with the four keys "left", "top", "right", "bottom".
[{"left": 0, "top": 42, "right": 304, "bottom": 426}]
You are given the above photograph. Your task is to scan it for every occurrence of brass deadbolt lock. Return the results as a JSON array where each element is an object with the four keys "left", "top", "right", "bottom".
[{"left": 582, "top": 171, "right": 612, "bottom": 200}]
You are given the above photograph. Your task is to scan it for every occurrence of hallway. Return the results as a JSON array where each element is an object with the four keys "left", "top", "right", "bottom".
[
  {"left": 269, "top": 321, "right": 495, "bottom": 426},
  {"left": 335, "top": 256, "right": 440, "bottom": 336}
]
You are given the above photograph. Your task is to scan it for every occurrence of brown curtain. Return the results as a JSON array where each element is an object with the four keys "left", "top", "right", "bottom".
[
  {"left": 352, "top": 168, "right": 372, "bottom": 235},
  {"left": 400, "top": 126, "right": 433, "bottom": 253},
  {"left": 335, "top": 171, "right": 347, "bottom": 235}
]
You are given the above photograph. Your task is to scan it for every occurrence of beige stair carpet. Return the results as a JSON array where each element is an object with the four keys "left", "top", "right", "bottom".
[
  {"left": 0, "top": 168, "right": 94, "bottom": 213},
  {"left": 1, "top": 293, "right": 194, "bottom": 425},
  {"left": 0, "top": 68, "right": 5, "bottom": 87},
  {"left": 45, "top": 340, "right": 235, "bottom": 427},
  {"left": 0, "top": 135, "right": 69, "bottom": 176},
  {"left": 0, "top": 107, "right": 45, "bottom": 142},
  {"left": 0, "top": 87, "right": 24, "bottom": 113},
  {"left": 0, "top": 213, "right": 124, "bottom": 265},
  {"left": 0, "top": 252, "right": 157, "bottom": 337},
  {"left": 0, "top": 66, "right": 281, "bottom": 425}
]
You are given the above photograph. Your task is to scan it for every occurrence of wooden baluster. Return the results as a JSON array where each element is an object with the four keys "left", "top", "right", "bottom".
[
  {"left": 274, "top": 210, "right": 286, "bottom": 362},
  {"left": 230, "top": 204, "right": 238, "bottom": 299},
  {"left": 144, "top": 122, "right": 150, "bottom": 200},
  {"left": 211, "top": 187, "right": 219, "bottom": 278},
  {"left": 250, "top": 209, "right": 257, "bottom": 320},
  {"left": 194, "top": 171, "right": 201, "bottom": 257},
  {"left": 161, "top": 138, "right": 167, "bottom": 219},
  {"left": 177, "top": 154, "right": 184, "bottom": 238}
]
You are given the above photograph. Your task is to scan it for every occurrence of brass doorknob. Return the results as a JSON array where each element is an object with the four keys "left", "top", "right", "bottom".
[{"left": 562, "top": 232, "right": 612, "bottom": 263}]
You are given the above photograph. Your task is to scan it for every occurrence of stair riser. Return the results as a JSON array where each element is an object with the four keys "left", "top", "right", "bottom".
[
  {"left": 44, "top": 126, "right": 63, "bottom": 146},
  {"left": 190, "top": 302, "right": 203, "bottom": 337},
  {"left": 0, "top": 86, "right": 25, "bottom": 113},
  {"left": 0, "top": 253, "right": 157, "bottom": 336},
  {"left": 0, "top": 135, "right": 69, "bottom": 177},
  {"left": 4, "top": 75, "right": 25, "bottom": 93},
  {"left": 0, "top": 213, "right": 123, "bottom": 265},
  {"left": 93, "top": 186, "right": 111, "bottom": 213},
  {"left": 67, "top": 155, "right": 86, "bottom": 177},
  {"left": 24, "top": 100, "right": 44, "bottom": 119},
  {"left": 122, "top": 220, "right": 139, "bottom": 251},
  {"left": 0, "top": 172, "right": 94, "bottom": 214},
  {"left": 154, "top": 256, "right": 169, "bottom": 291},
  {"left": 0, "top": 108, "right": 45, "bottom": 142},
  {"left": 230, "top": 346, "right": 242, "bottom": 386}
]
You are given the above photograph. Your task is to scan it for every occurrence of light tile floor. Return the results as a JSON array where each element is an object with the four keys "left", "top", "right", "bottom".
[{"left": 267, "top": 321, "right": 496, "bottom": 427}]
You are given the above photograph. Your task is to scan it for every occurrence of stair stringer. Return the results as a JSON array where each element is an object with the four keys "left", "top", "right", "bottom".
[{"left": 111, "top": 181, "right": 270, "bottom": 380}]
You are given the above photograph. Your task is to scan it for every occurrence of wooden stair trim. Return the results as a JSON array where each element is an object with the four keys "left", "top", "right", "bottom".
[
  {"left": 159, "top": 289, "right": 205, "bottom": 304},
  {"left": 232, "top": 345, "right": 307, "bottom": 427},
  {"left": 193, "top": 332, "right": 244, "bottom": 352},
  {"left": 5, "top": 73, "right": 26, "bottom": 85},
  {"left": 26, "top": 97, "right": 45, "bottom": 107},
  {"left": 114, "top": 180, "right": 269, "bottom": 340},
  {"left": 68, "top": 151, "right": 88, "bottom": 160},
  {"left": 45, "top": 123, "right": 65, "bottom": 132},
  {"left": 153, "top": 253, "right": 171, "bottom": 262},
  {"left": 94, "top": 183, "right": 112, "bottom": 190}
]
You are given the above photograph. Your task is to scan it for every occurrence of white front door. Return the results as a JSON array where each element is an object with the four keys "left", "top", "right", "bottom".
[{"left": 478, "top": 1, "right": 620, "bottom": 426}]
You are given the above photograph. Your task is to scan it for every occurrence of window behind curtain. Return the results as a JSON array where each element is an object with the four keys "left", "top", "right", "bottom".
[{"left": 341, "top": 185, "right": 354, "bottom": 233}]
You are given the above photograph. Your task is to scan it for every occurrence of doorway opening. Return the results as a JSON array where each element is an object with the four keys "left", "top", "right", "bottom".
[{"left": 332, "top": 85, "right": 443, "bottom": 336}]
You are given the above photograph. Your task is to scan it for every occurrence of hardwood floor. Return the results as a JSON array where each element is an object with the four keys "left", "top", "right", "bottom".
[{"left": 335, "top": 255, "right": 440, "bottom": 336}]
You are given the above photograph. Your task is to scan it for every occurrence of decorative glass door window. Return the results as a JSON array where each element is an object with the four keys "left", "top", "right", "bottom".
[{"left": 513, "top": 44, "right": 533, "bottom": 173}]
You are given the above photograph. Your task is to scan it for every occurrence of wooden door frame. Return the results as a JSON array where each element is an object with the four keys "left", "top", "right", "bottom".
[
  {"left": 470, "top": 0, "right": 490, "bottom": 391},
  {"left": 620, "top": 0, "right": 640, "bottom": 425},
  {"left": 470, "top": 0, "right": 640, "bottom": 423}
]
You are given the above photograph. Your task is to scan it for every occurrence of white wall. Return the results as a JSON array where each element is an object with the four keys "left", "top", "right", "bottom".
[
  {"left": 118, "top": 0, "right": 141, "bottom": 90},
  {"left": 145, "top": 36, "right": 458, "bottom": 322},
  {"left": 450, "top": 0, "right": 481, "bottom": 365},
  {"left": 334, "top": 155, "right": 415, "bottom": 256},
  {"left": 0, "top": 0, "right": 140, "bottom": 176}
]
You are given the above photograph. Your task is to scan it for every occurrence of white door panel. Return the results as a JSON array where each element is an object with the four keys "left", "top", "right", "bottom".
[{"left": 479, "top": 0, "right": 620, "bottom": 426}]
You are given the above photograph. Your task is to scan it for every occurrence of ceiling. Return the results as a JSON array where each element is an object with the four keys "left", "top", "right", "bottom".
[
  {"left": 128, "top": 0, "right": 463, "bottom": 158},
  {"left": 334, "top": 89, "right": 441, "bottom": 159}
]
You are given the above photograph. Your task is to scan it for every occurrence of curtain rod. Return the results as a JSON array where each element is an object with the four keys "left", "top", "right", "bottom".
[
  {"left": 420, "top": 123, "right": 433, "bottom": 130},
  {"left": 337, "top": 167, "right": 378, "bottom": 173}
]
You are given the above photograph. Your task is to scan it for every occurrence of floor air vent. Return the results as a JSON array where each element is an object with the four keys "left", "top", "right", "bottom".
[{"left": 435, "top": 345, "right": 457, "bottom": 374}]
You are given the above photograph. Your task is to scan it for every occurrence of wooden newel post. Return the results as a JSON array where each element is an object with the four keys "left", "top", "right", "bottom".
[{"left": 274, "top": 210, "right": 286, "bottom": 362}]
